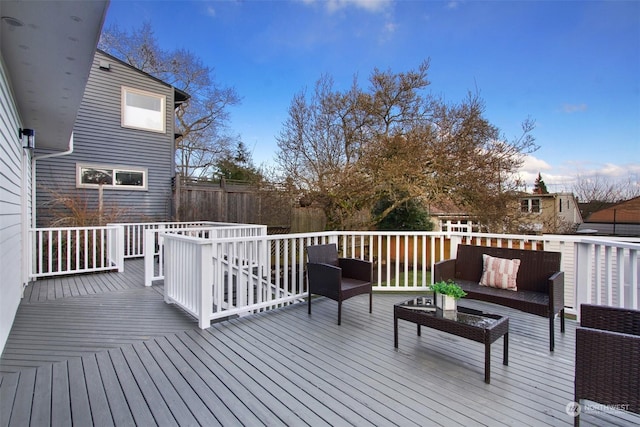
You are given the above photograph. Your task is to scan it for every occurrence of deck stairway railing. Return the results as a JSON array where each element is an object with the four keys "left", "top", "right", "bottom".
[{"left": 143, "top": 224, "right": 267, "bottom": 286}]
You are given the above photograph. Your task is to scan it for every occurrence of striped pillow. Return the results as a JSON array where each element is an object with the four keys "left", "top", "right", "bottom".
[{"left": 479, "top": 254, "right": 521, "bottom": 291}]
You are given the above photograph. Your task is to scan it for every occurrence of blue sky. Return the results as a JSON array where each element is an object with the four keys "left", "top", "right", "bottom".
[{"left": 104, "top": 0, "right": 640, "bottom": 192}]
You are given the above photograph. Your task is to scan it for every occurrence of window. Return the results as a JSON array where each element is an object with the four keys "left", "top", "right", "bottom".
[
  {"left": 531, "top": 199, "right": 540, "bottom": 213},
  {"left": 121, "top": 86, "right": 165, "bottom": 133},
  {"left": 77, "top": 164, "right": 147, "bottom": 190},
  {"left": 521, "top": 198, "right": 541, "bottom": 214}
]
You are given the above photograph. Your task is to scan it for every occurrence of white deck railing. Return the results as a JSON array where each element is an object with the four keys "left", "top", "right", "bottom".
[
  {"left": 162, "top": 230, "right": 640, "bottom": 328},
  {"left": 575, "top": 238, "right": 639, "bottom": 311},
  {"left": 109, "top": 221, "right": 227, "bottom": 258},
  {"left": 29, "top": 226, "right": 124, "bottom": 279},
  {"left": 27, "top": 221, "right": 639, "bottom": 325}
]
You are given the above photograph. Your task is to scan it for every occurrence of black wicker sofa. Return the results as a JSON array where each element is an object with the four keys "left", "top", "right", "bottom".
[{"left": 434, "top": 244, "right": 565, "bottom": 351}]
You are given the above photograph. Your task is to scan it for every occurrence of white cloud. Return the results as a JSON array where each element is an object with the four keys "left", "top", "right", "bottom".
[
  {"left": 520, "top": 154, "right": 552, "bottom": 174},
  {"left": 447, "top": 1, "right": 460, "bottom": 9},
  {"left": 206, "top": 6, "right": 216, "bottom": 17},
  {"left": 303, "top": 0, "right": 392, "bottom": 13},
  {"left": 517, "top": 157, "right": 640, "bottom": 193},
  {"left": 562, "top": 103, "right": 588, "bottom": 113},
  {"left": 384, "top": 21, "right": 397, "bottom": 34}
]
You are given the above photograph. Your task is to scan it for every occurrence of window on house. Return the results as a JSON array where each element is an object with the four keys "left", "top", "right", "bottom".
[
  {"left": 521, "top": 198, "right": 541, "bottom": 213},
  {"left": 77, "top": 164, "right": 147, "bottom": 190},
  {"left": 531, "top": 199, "right": 540, "bottom": 213},
  {"left": 559, "top": 199, "right": 563, "bottom": 213},
  {"left": 121, "top": 86, "right": 165, "bottom": 133}
]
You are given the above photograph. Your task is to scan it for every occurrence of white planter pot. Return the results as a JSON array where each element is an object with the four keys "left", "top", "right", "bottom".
[{"left": 436, "top": 293, "right": 457, "bottom": 312}]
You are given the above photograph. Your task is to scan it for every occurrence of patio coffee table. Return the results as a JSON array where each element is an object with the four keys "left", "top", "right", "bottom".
[{"left": 394, "top": 295, "right": 509, "bottom": 384}]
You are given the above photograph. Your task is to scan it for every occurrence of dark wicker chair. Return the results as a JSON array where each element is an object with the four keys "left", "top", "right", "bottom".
[
  {"left": 574, "top": 304, "right": 640, "bottom": 426},
  {"left": 306, "top": 243, "right": 373, "bottom": 325}
]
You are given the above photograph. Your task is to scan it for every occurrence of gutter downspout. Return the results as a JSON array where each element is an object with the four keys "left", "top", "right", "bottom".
[{"left": 31, "top": 133, "right": 74, "bottom": 228}]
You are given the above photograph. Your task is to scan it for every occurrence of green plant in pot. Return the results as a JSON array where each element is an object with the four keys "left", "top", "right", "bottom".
[{"left": 431, "top": 280, "right": 467, "bottom": 311}]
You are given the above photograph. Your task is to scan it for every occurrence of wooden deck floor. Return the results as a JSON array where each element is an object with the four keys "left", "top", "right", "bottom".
[{"left": 1, "top": 260, "right": 638, "bottom": 426}]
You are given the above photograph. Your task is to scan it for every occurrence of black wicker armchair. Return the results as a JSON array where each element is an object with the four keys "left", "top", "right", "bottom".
[
  {"left": 574, "top": 304, "right": 640, "bottom": 426},
  {"left": 306, "top": 243, "right": 373, "bottom": 325}
]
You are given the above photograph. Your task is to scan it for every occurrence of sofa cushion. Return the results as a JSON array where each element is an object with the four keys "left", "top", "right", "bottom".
[{"left": 480, "top": 254, "right": 521, "bottom": 291}]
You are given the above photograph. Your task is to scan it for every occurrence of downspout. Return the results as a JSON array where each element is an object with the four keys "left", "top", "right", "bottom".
[{"left": 31, "top": 133, "right": 74, "bottom": 228}]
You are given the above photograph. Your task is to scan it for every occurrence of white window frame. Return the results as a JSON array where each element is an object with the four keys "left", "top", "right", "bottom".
[
  {"left": 521, "top": 198, "right": 542, "bottom": 214},
  {"left": 76, "top": 164, "right": 148, "bottom": 191},
  {"left": 121, "top": 86, "right": 166, "bottom": 133}
]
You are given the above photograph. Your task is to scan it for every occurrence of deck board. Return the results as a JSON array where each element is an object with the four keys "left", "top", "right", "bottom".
[
  {"left": 51, "top": 362, "right": 72, "bottom": 427},
  {"left": 93, "top": 351, "right": 135, "bottom": 426},
  {"left": 1, "top": 259, "right": 639, "bottom": 426},
  {"left": 107, "top": 347, "right": 159, "bottom": 426}
]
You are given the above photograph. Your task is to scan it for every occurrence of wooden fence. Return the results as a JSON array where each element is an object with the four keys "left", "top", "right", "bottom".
[{"left": 174, "top": 178, "right": 326, "bottom": 232}]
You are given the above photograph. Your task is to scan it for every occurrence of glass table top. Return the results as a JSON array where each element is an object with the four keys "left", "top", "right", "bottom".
[{"left": 396, "top": 295, "right": 500, "bottom": 328}]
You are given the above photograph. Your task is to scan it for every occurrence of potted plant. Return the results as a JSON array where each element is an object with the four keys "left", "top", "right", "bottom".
[{"left": 430, "top": 280, "right": 467, "bottom": 312}]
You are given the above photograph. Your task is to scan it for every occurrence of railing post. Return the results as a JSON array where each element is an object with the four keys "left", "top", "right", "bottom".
[
  {"left": 630, "top": 249, "right": 639, "bottom": 310},
  {"left": 574, "top": 241, "right": 593, "bottom": 320},
  {"left": 107, "top": 225, "right": 125, "bottom": 272},
  {"left": 144, "top": 229, "right": 156, "bottom": 287},
  {"left": 448, "top": 234, "right": 463, "bottom": 259},
  {"left": 199, "top": 241, "right": 213, "bottom": 329},
  {"left": 116, "top": 225, "right": 125, "bottom": 272}
]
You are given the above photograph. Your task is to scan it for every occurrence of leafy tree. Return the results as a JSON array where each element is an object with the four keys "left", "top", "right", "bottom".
[
  {"left": 373, "top": 195, "right": 433, "bottom": 231},
  {"left": 99, "top": 22, "right": 241, "bottom": 178},
  {"left": 532, "top": 173, "right": 549, "bottom": 194}
]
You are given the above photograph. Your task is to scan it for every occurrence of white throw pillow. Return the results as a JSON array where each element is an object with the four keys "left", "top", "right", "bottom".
[{"left": 479, "top": 254, "right": 521, "bottom": 291}]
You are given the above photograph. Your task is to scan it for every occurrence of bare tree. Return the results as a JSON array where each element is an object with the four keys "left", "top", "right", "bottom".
[
  {"left": 276, "top": 62, "right": 537, "bottom": 231},
  {"left": 99, "top": 23, "right": 241, "bottom": 178},
  {"left": 572, "top": 173, "right": 639, "bottom": 203}
]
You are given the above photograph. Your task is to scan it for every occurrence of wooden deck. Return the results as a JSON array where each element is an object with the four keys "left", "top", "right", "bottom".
[{"left": 1, "top": 260, "right": 638, "bottom": 426}]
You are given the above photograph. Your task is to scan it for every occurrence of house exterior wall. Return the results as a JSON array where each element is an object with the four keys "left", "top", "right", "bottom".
[
  {"left": 0, "top": 58, "right": 31, "bottom": 351},
  {"left": 36, "top": 51, "right": 176, "bottom": 226},
  {"left": 556, "top": 193, "right": 582, "bottom": 226},
  {"left": 519, "top": 193, "right": 582, "bottom": 234}
]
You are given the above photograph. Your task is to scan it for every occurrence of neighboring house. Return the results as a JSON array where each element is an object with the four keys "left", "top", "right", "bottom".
[
  {"left": 36, "top": 50, "right": 189, "bottom": 226},
  {"left": 577, "top": 196, "right": 640, "bottom": 237},
  {"left": 427, "top": 200, "right": 481, "bottom": 232},
  {"left": 518, "top": 192, "right": 583, "bottom": 234},
  {"left": 0, "top": 1, "right": 108, "bottom": 351}
]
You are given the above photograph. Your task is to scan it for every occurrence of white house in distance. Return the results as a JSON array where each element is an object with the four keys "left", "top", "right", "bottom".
[{"left": 0, "top": 1, "right": 109, "bottom": 351}]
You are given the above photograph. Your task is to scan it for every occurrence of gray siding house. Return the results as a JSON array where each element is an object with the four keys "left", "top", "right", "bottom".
[{"left": 36, "top": 50, "right": 188, "bottom": 226}]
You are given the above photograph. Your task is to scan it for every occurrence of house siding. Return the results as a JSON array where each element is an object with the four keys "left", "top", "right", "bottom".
[
  {"left": 0, "top": 58, "right": 31, "bottom": 351},
  {"left": 36, "top": 51, "right": 176, "bottom": 226}
]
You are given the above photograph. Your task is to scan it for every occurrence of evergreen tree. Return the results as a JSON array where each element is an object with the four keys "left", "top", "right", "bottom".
[
  {"left": 533, "top": 173, "right": 549, "bottom": 194},
  {"left": 215, "top": 142, "right": 261, "bottom": 183}
]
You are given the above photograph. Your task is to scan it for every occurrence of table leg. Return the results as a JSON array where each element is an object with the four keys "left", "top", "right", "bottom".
[
  {"left": 394, "top": 315, "right": 398, "bottom": 348},
  {"left": 484, "top": 341, "right": 491, "bottom": 384},
  {"left": 417, "top": 324, "right": 421, "bottom": 336},
  {"left": 503, "top": 332, "right": 509, "bottom": 366}
]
